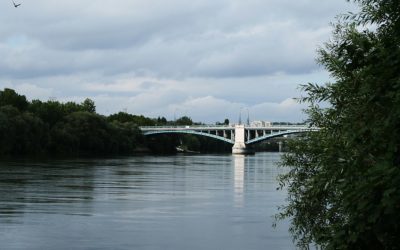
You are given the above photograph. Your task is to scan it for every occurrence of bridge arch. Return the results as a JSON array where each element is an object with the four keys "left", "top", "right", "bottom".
[
  {"left": 246, "top": 130, "right": 308, "bottom": 145},
  {"left": 143, "top": 130, "right": 235, "bottom": 145}
]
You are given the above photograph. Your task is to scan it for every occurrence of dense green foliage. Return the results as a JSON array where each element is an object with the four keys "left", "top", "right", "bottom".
[
  {"left": 174, "top": 116, "right": 193, "bottom": 125},
  {"left": 108, "top": 112, "right": 156, "bottom": 126},
  {"left": 0, "top": 89, "right": 143, "bottom": 156},
  {"left": 50, "top": 112, "right": 143, "bottom": 155},
  {"left": 278, "top": 0, "right": 400, "bottom": 249},
  {"left": 0, "top": 88, "right": 29, "bottom": 111},
  {"left": 0, "top": 88, "right": 235, "bottom": 156},
  {"left": 0, "top": 105, "right": 48, "bottom": 155}
]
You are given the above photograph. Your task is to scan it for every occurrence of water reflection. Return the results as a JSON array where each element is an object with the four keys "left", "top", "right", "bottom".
[
  {"left": 0, "top": 153, "right": 293, "bottom": 250},
  {"left": 233, "top": 155, "right": 245, "bottom": 207},
  {"left": 0, "top": 160, "right": 97, "bottom": 222}
]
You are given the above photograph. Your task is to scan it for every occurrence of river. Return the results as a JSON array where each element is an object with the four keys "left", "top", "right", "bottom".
[{"left": 0, "top": 152, "right": 293, "bottom": 250}]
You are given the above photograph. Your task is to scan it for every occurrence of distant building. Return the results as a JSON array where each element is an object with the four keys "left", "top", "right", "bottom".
[{"left": 250, "top": 121, "right": 272, "bottom": 127}]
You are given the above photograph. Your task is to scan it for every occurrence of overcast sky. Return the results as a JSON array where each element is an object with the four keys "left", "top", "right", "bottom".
[{"left": 0, "top": 0, "right": 356, "bottom": 123}]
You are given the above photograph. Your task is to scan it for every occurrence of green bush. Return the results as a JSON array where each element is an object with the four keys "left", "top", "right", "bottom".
[{"left": 277, "top": 0, "right": 400, "bottom": 249}]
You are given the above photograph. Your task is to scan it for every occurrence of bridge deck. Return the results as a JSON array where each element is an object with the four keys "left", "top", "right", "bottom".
[{"left": 140, "top": 125, "right": 310, "bottom": 131}]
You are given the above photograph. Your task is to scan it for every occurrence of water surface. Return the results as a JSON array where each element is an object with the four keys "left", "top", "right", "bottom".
[{"left": 0, "top": 152, "right": 293, "bottom": 250}]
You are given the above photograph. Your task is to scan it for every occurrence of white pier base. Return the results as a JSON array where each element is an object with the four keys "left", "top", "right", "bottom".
[
  {"left": 232, "top": 125, "right": 255, "bottom": 154},
  {"left": 232, "top": 144, "right": 255, "bottom": 154}
]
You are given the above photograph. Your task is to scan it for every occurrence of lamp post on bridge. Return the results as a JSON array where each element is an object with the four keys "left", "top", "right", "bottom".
[
  {"left": 238, "top": 108, "right": 242, "bottom": 125},
  {"left": 246, "top": 108, "right": 250, "bottom": 126}
]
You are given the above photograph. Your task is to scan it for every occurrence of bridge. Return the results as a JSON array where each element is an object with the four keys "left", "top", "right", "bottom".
[{"left": 140, "top": 124, "right": 317, "bottom": 154}]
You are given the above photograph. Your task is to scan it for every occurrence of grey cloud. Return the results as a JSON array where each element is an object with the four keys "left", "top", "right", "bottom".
[
  {"left": 1, "top": 0, "right": 354, "bottom": 80},
  {"left": 18, "top": 1, "right": 225, "bottom": 51},
  {"left": 0, "top": 69, "right": 324, "bottom": 122},
  {"left": 0, "top": 0, "right": 355, "bottom": 121},
  {"left": 138, "top": 81, "right": 163, "bottom": 90}
]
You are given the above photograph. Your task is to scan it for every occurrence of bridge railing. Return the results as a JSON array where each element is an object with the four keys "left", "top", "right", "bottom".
[
  {"left": 139, "top": 125, "right": 235, "bottom": 129},
  {"left": 139, "top": 124, "right": 314, "bottom": 130}
]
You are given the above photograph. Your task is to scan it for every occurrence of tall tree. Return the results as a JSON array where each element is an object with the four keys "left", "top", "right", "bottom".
[
  {"left": 0, "top": 88, "right": 28, "bottom": 111},
  {"left": 82, "top": 98, "right": 96, "bottom": 113},
  {"left": 277, "top": 0, "right": 400, "bottom": 249},
  {"left": 175, "top": 116, "right": 193, "bottom": 125}
]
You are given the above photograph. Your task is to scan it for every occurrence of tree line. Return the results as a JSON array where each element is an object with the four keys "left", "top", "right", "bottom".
[
  {"left": 0, "top": 88, "right": 234, "bottom": 156},
  {"left": 0, "top": 88, "right": 149, "bottom": 156}
]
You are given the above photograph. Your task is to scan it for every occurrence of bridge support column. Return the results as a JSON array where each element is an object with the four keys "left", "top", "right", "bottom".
[
  {"left": 232, "top": 125, "right": 255, "bottom": 154},
  {"left": 278, "top": 141, "right": 283, "bottom": 152}
]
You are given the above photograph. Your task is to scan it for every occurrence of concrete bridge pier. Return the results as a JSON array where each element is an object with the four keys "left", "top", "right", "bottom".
[
  {"left": 232, "top": 125, "right": 255, "bottom": 154},
  {"left": 278, "top": 141, "right": 283, "bottom": 152}
]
